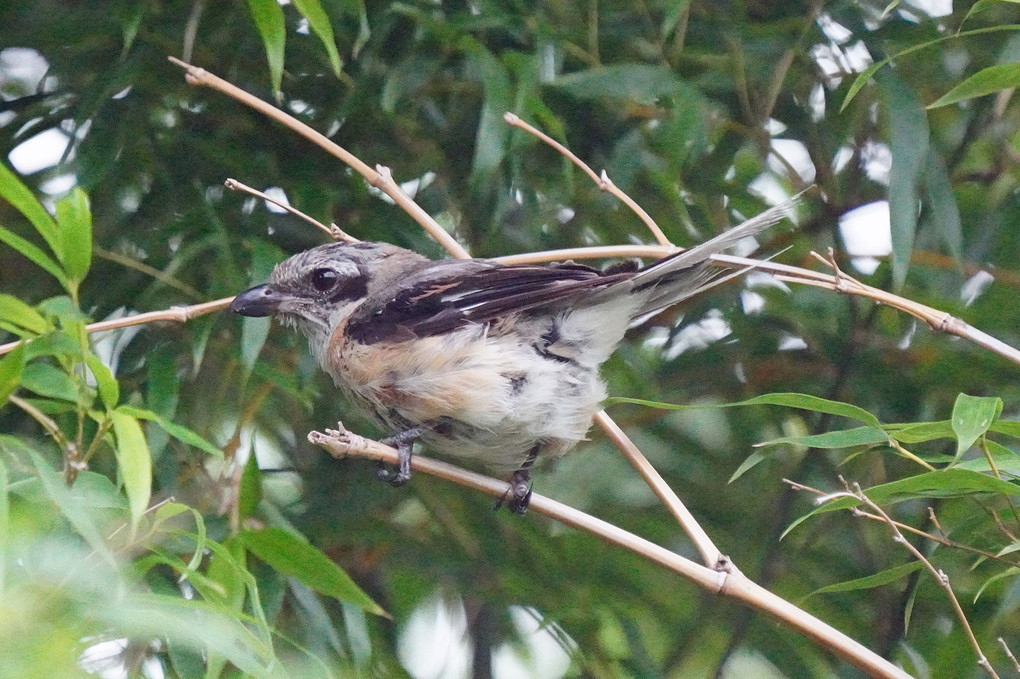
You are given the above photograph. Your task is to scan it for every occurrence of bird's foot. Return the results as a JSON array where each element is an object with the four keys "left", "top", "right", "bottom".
[{"left": 377, "top": 426, "right": 426, "bottom": 487}]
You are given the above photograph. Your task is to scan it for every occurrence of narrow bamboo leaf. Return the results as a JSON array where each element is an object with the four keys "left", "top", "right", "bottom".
[
  {"left": 0, "top": 295, "right": 47, "bottom": 335},
  {"left": 921, "top": 148, "right": 962, "bottom": 263},
  {"left": 552, "top": 63, "right": 692, "bottom": 104},
  {"left": 954, "top": 440, "right": 1020, "bottom": 477},
  {"left": 880, "top": 74, "right": 929, "bottom": 289},
  {"left": 928, "top": 63, "right": 1020, "bottom": 108},
  {"left": 21, "top": 362, "right": 80, "bottom": 402},
  {"left": 242, "top": 527, "right": 386, "bottom": 616},
  {"left": 462, "top": 39, "right": 512, "bottom": 179},
  {"left": 755, "top": 426, "right": 890, "bottom": 450},
  {"left": 118, "top": 405, "right": 223, "bottom": 458},
  {"left": 865, "top": 469, "right": 1020, "bottom": 503},
  {"left": 246, "top": 0, "right": 286, "bottom": 94},
  {"left": 728, "top": 449, "right": 771, "bottom": 483},
  {"left": 292, "top": 0, "right": 343, "bottom": 76},
  {"left": 805, "top": 562, "right": 924, "bottom": 599},
  {"left": 951, "top": 393, "right": 1003, "bottom": 458},
  {"left": 609, "top": 392, "right": 882, "bottom": 427},
  {"left": 840, "top": 26, "right": 1020, "bottom": 111},
  {"left": 962, "top": 0, "right": 1020, "bottom": 27},
  {"left": 111, "top": 409, "right": 153, "bottom": 531},
  {"left": 55, "top": 187, "right": 93, "bottom": 284},
  {"left": 238, "top": 450, "right": 262, "bottom": 521},
  {"left": 0, "top": 162, "right": 61, "bottom": 259},
  {"left": 885, "top": 420, "right": 956, "bottom": 443},
  {"left": 85, "top": 353, "right": 120, "bottom": 410},
  {"left": 991, "top": 420, "right": 1020, "bottom": 438},
  {"left": 0, "top": 343, "right": 26, "bottom": 406},
  {"left": 973, "top": 567, "right": 1020, "bottom": 604},
  {"left": 0, "top": 224, "right": 67, "bottom": 284}
]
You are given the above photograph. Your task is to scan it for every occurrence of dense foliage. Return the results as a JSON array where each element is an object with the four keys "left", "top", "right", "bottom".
[{"left": 2, "top": 1, "right": 1020, "bottom": 677}]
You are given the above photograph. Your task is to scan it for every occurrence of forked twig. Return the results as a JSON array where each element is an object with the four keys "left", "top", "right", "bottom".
[{"left": 792, "top": 478, "right": 1001, "bottom": 679}]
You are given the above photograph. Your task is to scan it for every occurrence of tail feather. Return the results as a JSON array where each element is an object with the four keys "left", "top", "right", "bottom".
[{"left": 628, "top": 194, "right": 801, "bottom": 317}]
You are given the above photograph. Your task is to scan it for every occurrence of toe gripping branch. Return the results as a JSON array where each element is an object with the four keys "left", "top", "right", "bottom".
[{"left": 376, "top": 426, "right": 429, "bottom": 487}]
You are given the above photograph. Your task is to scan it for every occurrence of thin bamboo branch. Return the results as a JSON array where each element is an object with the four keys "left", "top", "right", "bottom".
[
  {"left": 0, "top": 298, "right": 233, "bottom": 357},
  {"left": 167, "top": 57, "right": 468, "bottom": 259},
  {"left": 503, "top": 113, "right": 672, "bottom": 247},
  {"left": 814, "top": 482, "right": 1001, "bottom": 679},
  {"left": 310, "top": 425, "right": 911, "bottom": 679}
]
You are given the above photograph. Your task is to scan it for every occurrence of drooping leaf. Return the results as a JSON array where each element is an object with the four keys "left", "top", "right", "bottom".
[
  {"left": 951, "top": 393, "right": 1003, "bottom": 459},
  {"left": 241, "top": 527, "right": 386, "bottom": 616},
  {"left": 246, "top": 0, "right": 286, "bottom": 94},
  {"left": 0, "top": 162, "right": 61, "bottom": 260},
  {"left": 921, "top": 148, "right": 962, "bottom": 264},
  {"left": 0, "top": 225, "right": 67, "bottom": 285},
  {"left": 292, "top": 0, "right": 343, "bottom": 76},
  {"left": 111, "top": 409, "right": 153, "bottom": 532},
  {"left": 85, "top": 353, "right": 119, "bottom": 410},
  {"left": 118, "top": 405, "right": 223, "bottom": 458},
  {"left": 880, "top": 73, "right": 929, "bottom": 290}
]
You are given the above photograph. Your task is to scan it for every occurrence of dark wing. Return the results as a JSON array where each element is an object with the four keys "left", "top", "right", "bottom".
[{"left": 347, "top": 259, "right": 631, "bottom": 344}]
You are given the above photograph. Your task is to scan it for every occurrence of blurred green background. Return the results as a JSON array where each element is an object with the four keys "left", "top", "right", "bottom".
[{"left": 1, "top": 0, "right": 1020, "bottom": 677}]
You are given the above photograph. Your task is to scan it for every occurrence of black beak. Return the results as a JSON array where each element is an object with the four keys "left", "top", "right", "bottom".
[{"left": 229, "top": 285, "right": 285, "bottom": 317}]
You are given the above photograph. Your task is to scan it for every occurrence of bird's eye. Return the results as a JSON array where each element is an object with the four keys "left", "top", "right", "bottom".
[{"left": 310, "top": 268, "right": 339, "bottom": 292}]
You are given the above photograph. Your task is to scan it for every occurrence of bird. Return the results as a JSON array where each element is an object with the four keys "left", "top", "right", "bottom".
[{"left": 230, "top": 200, "right": 794, "bottom": 513}]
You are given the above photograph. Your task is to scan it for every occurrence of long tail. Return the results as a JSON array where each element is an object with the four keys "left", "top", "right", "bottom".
[{"left": 628, "top": 194, "right": 802, "bottom": 317}]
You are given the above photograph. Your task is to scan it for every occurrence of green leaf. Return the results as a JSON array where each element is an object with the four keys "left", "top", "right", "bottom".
[
  {"left": 242, "top": 527, "right": 386, "bottom": 616},
  {"left": 840, "top": 25, "right": 1020, "bottom": 111},
  {"left": 885, "top": 420, "right": 955, "bottom": 443},
  {"left": 928, "top": 63, "right": 1020, "bottom": 108},
  {"left": 0, "top": 162, "right": 61, "bottom": 259},
  {"left": 118, "top": 406, "right": 223, "bottom": 458},
  {"left": 0, "top": 343, "right": 26, "bottom": 407},
  {"left": 962, "top": 0, "right": 1020, "bottom": 27},
  {"left": 609, "top": 392, "right": 882, "bottom": 427},
  {"left": 461, "top": 39, "right": 512, "bottom": 180},
  {"left": 804, "top": 562, "right": 924, "bottom": 599},
  {"left": 21, "top": 362, "right": 80, "bottom": 402},
  {"left": 55, "top": 188, "right": 93, "bottom": 285},
  {"left": 84, "top": 353, "right": 119, "bottom": 410},
  {"left": 238, "top": 450, "right": 262, "bottom": 521},
  {"left": 292, "top": 0, "right": 343, "bottom": 77},
  {"left": 0, "top": 295, "right": 47, "bottom": 335},
  {"left": 951, "top": 393, "right": 1003, "bottom": 459},
  {"left": 0, "top": 224, "right": 68, "bottom": 285},
  {"left": 246, "top": 0, "right": 286, "bottom": 94},
  {"left": 880, "top": 73, "right": 929, "bottom": 290},
  {"left": 111, "top": 409, "right": 153, "bottom": 532},
  {"left": 921, "top": 148, "right": 962, "bottom": 264},
  {"left": 755, "top": 426, "right": 891, "bottom": 450},
  {"left": 991, "top": 420, "right": 1020, "bottom": 438},
  {"left": 552, "top": 64, "right": 692, "bottom": 104},
  {"left": 18, "top": 442, "right": 116, "bottom": 564}
]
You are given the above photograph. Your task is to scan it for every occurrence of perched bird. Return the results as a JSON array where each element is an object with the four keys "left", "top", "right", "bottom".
[{"left": 231, "top": 201, "right": 792, "bottom": 513}]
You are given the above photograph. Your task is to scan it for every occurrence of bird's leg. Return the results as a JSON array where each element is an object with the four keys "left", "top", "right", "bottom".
[
  {"left": 497, "top": 445, "right": 540, "bottom": 515},
  {"left": 377, "top": 426, "right": 428, "bottom": 487}
]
